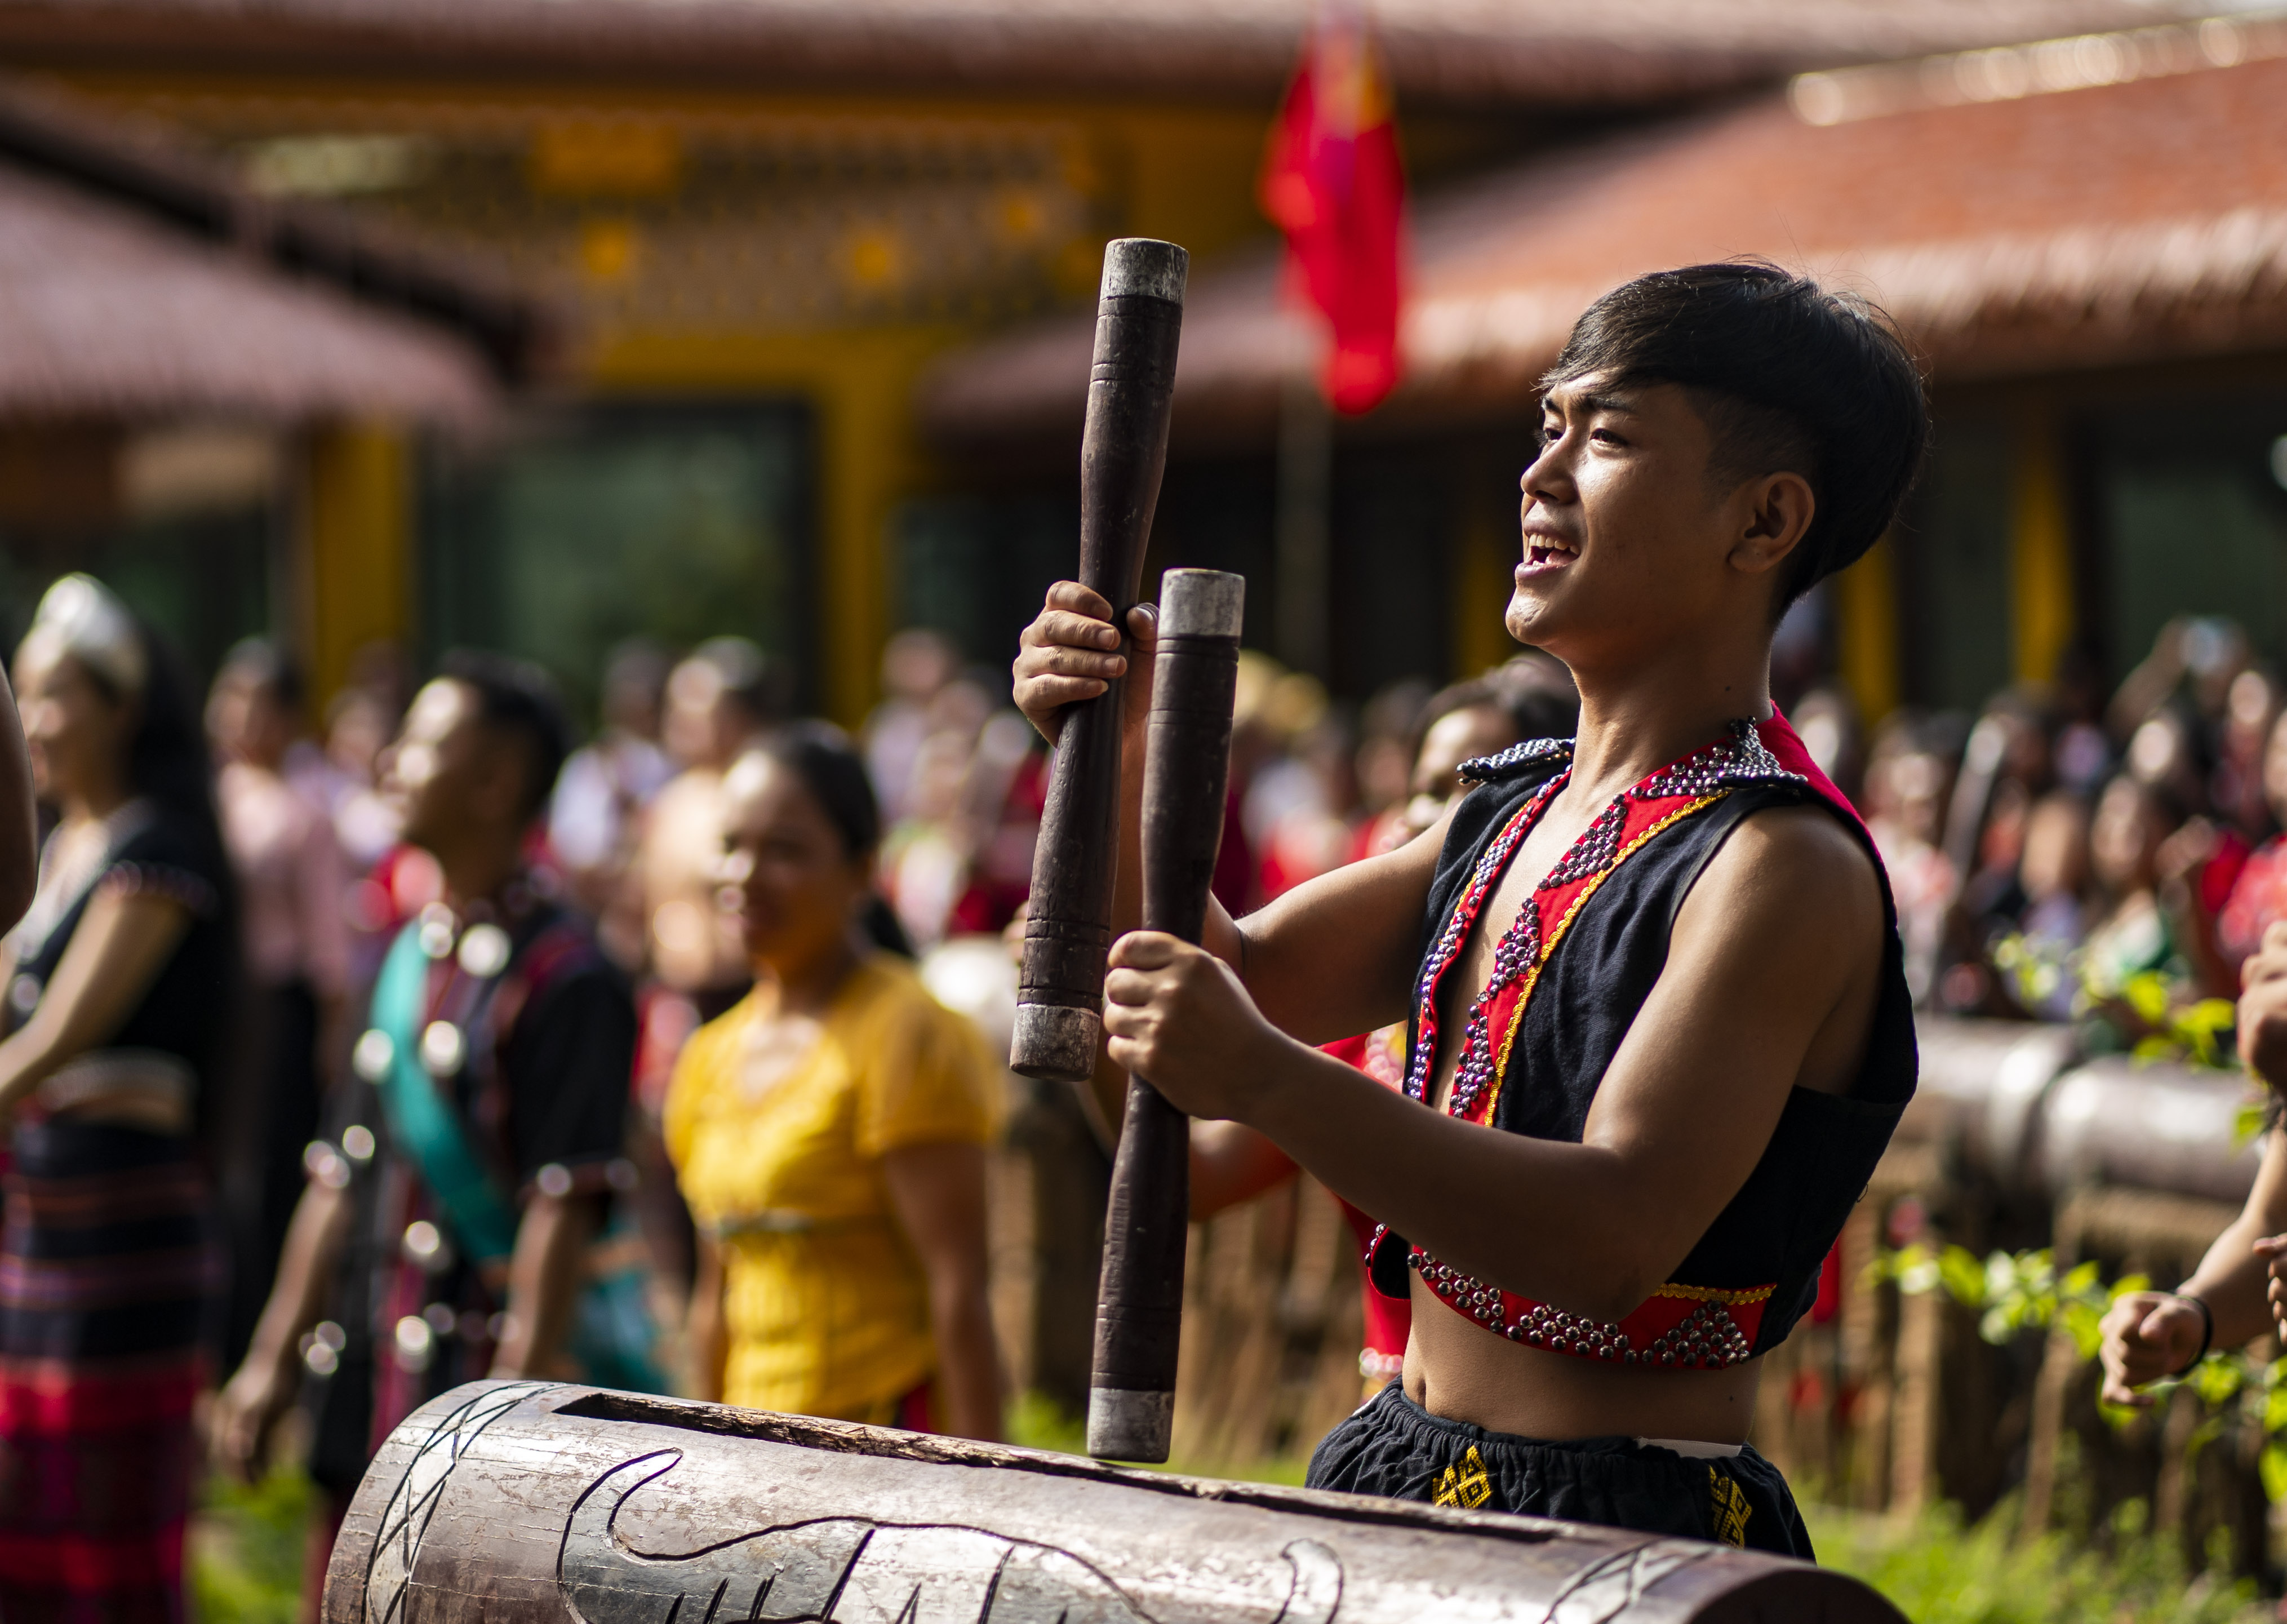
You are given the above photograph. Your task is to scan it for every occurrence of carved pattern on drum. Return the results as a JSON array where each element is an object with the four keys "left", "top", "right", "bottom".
[
  {"left": 1546, "top": 1541, "right": 1710, "bottom": 1623},
  {"left": 365, "top": 1380, "right": 563, "bottom": 1624},
  {"left": 557, "top": 1450, "right": 1346, "bottom": 1624}
]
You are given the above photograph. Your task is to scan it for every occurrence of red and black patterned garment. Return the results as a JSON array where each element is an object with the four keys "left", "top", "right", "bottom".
[
  {"left": 1364, "top": 712, "right": 1917, "bottom": 1370},
  {"left": 0, "top": 801, "right": 232, "bottom": 1624}
]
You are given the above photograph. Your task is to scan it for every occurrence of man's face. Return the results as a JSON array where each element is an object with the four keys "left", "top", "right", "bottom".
[
  {"left": 1507, "top": 376, "right": 1780, "bottom": 662},
  {"left": 382, "top": 679, "right": 489, "bottom": 853}
]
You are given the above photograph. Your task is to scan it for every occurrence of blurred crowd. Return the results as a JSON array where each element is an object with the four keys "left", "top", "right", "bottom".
[
  {"left": 18, "top": 562, "right": 2277, "bottom": 1622},
  {"left": 1846, "top": 616, "right": 2282, "bottom": 1068}
]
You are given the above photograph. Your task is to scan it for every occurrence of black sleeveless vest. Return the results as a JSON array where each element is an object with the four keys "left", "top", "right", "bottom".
[{"left": 1367, "top": 715, "right": 1917, "bottom": 1366}]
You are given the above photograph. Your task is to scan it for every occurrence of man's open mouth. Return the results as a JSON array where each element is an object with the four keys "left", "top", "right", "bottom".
[{"left": 1526, "top": 538, "right": 1579, "bottom": 568}]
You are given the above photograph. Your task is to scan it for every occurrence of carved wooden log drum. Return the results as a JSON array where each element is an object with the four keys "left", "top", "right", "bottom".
[
  {"left": 1090, "top": 568, "right": 1244, "bottom": 1462},
  {"left": 1011, "top": 237, "right": 1188, "bottom": 1084},
  {"left": 326, "top": 1381, "right": 1904, "bottom": 1623}
]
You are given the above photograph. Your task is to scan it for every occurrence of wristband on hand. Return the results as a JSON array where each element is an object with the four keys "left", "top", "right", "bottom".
[{"left": 2170, "top": 1292, "right": 2214, "bottom": 1377}]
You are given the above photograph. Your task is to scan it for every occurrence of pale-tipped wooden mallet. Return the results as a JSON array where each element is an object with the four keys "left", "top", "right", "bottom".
[
  {"left": 1010, "top": 237, "right": 1190, "bottom": 1084},
  {"left": 1089, "top": 566, "right": 1245, "bottom": 1462}
]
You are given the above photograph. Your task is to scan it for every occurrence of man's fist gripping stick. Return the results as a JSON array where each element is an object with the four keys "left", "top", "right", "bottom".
[
  {"left": 1011, "top": 238, "right": 1187, "bottom": 1082},
  {"left": 1088, "top": 569, "right": 1244, "bottom": 1461}
]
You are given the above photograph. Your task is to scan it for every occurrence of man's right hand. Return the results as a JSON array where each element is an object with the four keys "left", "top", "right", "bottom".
[
  {"left": 210, "top": 1350, "right": 296, "bottom": 1484},
  {"left": 2098, "top": 1290, "right": 2208, "bottom": 1405},
  {"left": 1012, "top": 582, "right": 1156, "bottom": 748}
]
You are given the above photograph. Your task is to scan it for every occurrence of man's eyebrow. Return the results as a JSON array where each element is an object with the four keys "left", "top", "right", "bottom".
[{"left": 1542, "top": 388, "right": 1641, "bottom": 416}]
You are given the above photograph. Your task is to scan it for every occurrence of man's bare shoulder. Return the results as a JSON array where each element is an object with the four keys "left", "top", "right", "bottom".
[{"left": 1680, "top": 801, "right": 1884, "bottom": 960}]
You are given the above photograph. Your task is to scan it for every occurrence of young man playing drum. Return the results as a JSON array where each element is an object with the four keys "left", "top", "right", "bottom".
[{"left": 1013, "top": 263, "right": 1928, "bottom": 1555}]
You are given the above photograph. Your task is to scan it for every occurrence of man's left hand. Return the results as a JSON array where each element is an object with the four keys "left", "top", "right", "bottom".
[{"left": 1104, "top": 931, "right": 1285, "bottom": 1121}]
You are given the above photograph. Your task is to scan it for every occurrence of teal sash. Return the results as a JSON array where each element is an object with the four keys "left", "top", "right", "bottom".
[
  {"left": 369, "top": 922, "right": 518, "bottom": 1264},
  {"left": 366, "top": 918, "right": 664, "bottom": 1392}
]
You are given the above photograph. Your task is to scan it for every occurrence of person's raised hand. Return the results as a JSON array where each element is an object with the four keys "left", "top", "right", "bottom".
[
  {"left": 2097, "top": 1289, "right": 2208, "bottom": 1406},
  {"left": 2240, "top": 921, "right": 2287, "bottom": 1084},
  {"left": 1012, "top": 581, "right": 1156, "bottom": 748},
  {"left": 1103, "top": 931, "right": 1282, "bottom": 1122},
  {"left": 2257, "top": 1234, "right": 2287, "bottom": 1340}
]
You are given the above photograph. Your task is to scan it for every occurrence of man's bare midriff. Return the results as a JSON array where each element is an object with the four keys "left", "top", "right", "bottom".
[{"left": 1403, "top": 1283, "right": 1763, "bottom": 1443}]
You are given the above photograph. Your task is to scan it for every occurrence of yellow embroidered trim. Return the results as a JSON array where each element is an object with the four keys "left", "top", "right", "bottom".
[
  {"left": 1480, "top": 791, "right": 1730, "bottom": 1121},
  {"left": 1432, "top": 1444, "right": 1494, "bottom": 1509},
  {"left": 1709, "top": 1466, "right": 1753, "bottom": 1546},
  {"left": 1654, "top": 1281, "right": 1777, "bottom": 1306}
]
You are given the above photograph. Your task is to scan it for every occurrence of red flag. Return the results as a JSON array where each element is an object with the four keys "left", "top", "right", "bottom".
[{"left": 1259, "top": 9, "right": 1406, "bottom": 414}]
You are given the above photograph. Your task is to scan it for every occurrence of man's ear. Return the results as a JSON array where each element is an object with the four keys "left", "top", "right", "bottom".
[{"left": 1728, "top": 471, "right": 1817, "bottom": 579}]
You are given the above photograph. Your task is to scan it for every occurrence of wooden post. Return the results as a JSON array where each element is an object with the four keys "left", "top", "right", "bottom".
[
  {"left": 1090, "top": 568, "right": 1243, "bottom": 1462},
  {"left": 325, "top": 1380, "right": 1908, "bottom": 1623},
  {"left": 1011, "top": 238, "right": 1188, "bottom": 1084}
]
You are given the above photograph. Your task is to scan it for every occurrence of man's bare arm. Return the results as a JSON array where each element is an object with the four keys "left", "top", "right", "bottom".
[
  {"left": 211, "top": 1177, "right": 353, "bottom": 1479},
  {"left": 1014, "top": 579, "right": 1444, "bottom": 1045},
  {"left": 1103, "top": 807, "right": 1883, "bottom": 1324},
  {"left": 491, "top": 1191, "right": 599, "bottom": 1379}
]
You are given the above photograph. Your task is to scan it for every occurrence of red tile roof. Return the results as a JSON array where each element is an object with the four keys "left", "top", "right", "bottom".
[
  {"left": 923, "top": 29, "right": 2287, "bottom": 445},
  {"left": 0, "top": 152, "right": 497, "bottom": 419},
  {"left": 0, "top": 0, "right": 2170, "bottom": 107}
]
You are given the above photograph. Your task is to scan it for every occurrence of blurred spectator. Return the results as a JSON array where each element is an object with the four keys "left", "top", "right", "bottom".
[
  {"left": 299, "top": 684, "right": 403, "bottom": 874},
  {"left": 629, "top": 637, "right": 784, "bottom": 1298},
  {"left": 1789, "top": 685, "right": 1863, "bottom": 800},
  {"left": 2076, "top": 774, "right": 2201, "bottom": 1052},
  {"left": 863, "top": 628, "right": 961, "bottom": 826},
  {"left": 877, "top": 684, "right": 1042, "bottom": 953},
  {"left": 2216, "top": 707, "right": 2287, "bottom": 968},
  {"left": 1863, "top": 712, "right": 1960, "bottom": 1005},
  {"left": 669, "top": 727, "right": 1001, "bottom": 1438},
  {"left": 1990, "top": 792, "right": 2093, "bottom": 1021},
  {"left": 0, "top": 575, "right": 237, "bottom": 1623},
  {"left": 2108, "top": 615, "right": 2250, "bottom": 744},
  {"left": 640, "top": 637, "right": 781, "bottom": 1010},
  {"left": 1352, "top": 677, "right": 1433, "bottom": 831},
  {"left": 207, "top": 639, "right": 352, "bottom": 1369},
  {"left": 549, "top": 638, "right": 673, "bottom": 968},
  {"left": 214, "top": 653, "right": 648, "bottom": 1613},
  {"left": 2211, "top": 665, "right": 2281, "bottom": 841}
]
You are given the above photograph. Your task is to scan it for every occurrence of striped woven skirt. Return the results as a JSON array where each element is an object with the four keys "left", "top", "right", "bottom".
[{"left": 0, "top": 1121, "right": 217, "bottom": 1623}]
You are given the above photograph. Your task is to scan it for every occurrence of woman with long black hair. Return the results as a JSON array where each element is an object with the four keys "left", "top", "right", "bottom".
[{"left": 0, "top": 574, "right": 236, "bottom": 1622}]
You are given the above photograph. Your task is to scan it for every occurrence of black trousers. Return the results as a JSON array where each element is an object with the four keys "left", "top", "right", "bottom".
[{"left": 1307, "top": 1382, "right": 1814, "bottom": 1559}]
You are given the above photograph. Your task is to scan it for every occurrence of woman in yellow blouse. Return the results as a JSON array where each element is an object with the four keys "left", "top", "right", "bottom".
[{"left": 666, "top": 724, "right": 1002, "bottom": 1437}]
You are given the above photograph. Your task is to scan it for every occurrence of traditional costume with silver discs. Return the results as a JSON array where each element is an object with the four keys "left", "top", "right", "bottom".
[{"left": 301, "top": 877, "right": 643, "bottom": 1502}]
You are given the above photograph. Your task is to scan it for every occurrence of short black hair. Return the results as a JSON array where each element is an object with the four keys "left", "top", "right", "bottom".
[
  {"left": 217, "top": 636, "right": 304, "bottom": 711},
  {"left": 687, "top": 636, "right": 790, "bottom": 726},
  {"left": 1545, "top": 261, "right": 1930, "bottom": 610},
  {"left": 439, "top": 649, "right": 571, "bottom": 823},
  {"left": 754, "top": 720, "right": 880, "bottom": 857}
]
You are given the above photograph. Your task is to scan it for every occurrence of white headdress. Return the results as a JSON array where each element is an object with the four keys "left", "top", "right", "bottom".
[{"left": 20, "top": 574, "right": 146, "bottom": 697}]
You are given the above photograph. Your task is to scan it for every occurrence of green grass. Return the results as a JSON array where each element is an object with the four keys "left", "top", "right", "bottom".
[
  {"left": 1806, "top": 1499, "right": 2268, "bottom": 1624},
  {"left": 190, "top": 1468, "right": 313, "bottom": 1624},
  {"left": 1002, "top": 1391, "right": 1312, "bottom": 1484}
]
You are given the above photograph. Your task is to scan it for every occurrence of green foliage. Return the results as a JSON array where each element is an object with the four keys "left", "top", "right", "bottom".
[
  {"left": 1866, "top": 1243, "right": 2147, "bottom": 1357},
  {"left": 1806, "top": 1498, "right": 2265, "bottom": 1624},
  {"left": 192, "top": 1466, "right": 313, "bottom": 1624}
]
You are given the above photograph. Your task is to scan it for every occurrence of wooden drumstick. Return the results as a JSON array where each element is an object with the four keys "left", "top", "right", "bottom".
[
  {"left": 1088, "top": 567, "right": 1244, "bottom": 1462},
  {"left": 1010, "top": 237, "right": 1190, "bottom": 1084}
]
